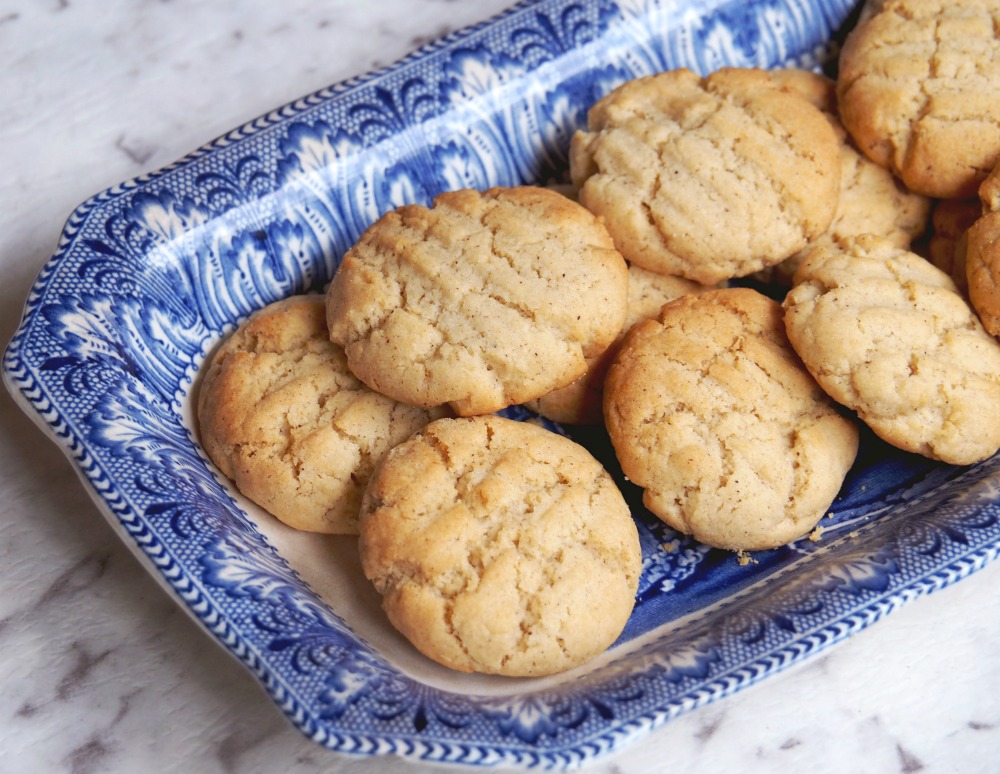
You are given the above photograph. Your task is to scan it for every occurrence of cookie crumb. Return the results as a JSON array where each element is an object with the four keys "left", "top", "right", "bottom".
[
  {"left": 809, "top": 526, "right": 825, "bottom": 542},
  {"left": 736, "top": 550, "right": 757, "bottom": 566}
]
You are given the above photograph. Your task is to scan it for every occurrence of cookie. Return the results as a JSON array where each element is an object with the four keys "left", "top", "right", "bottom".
[
  {"left": 768, "top": 67, "right": 841, "bottom": 121},
  {"left": 604, "top": 287, "right": 859, "bottom": 552},
  {"left": 326, "top": 186, "right": 629, "bottom": 416},
  {"left": 837, "top": 0, "right": 1000, "bottom": 199},
  {"left": 197, "top": 295, "right": 443, "bottom": 534},
  {"left": 358, "top": 414, "right": 641, "bottom": 676},
  {"left": 526, "top": 264, "right": 714, "bottom": 424},
  {"left": 929, "top": 198, "right": 979, "bottom": 294},
  {"left": 569, "top": 67, "right": 842, "bottom": 284},
  {"left": 784, "top": 234, "right": 1000, "bottom": 464},
  {"left": 966, "top": 162, "right": 1000, "bottom": 334},
  {"left": 760, "top": 69, "right": 930, "bottom": 285}
]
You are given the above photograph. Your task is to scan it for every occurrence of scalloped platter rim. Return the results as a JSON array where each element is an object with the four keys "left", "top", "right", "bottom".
[{"left": 6, "top": 0, "right": 1000, "bottom": 769}]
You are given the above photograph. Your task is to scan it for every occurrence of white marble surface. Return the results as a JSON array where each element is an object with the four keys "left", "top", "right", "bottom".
[{"left": 2, "top": 1, "right": 999, "bottom": 772}]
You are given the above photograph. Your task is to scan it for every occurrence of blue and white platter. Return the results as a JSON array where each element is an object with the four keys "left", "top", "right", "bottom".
[{"left": 6, "top": 0, "right": 1000, "bottom": 769}]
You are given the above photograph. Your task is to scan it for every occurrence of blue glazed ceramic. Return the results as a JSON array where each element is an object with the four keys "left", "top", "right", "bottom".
[{"left": 7, "top": 0, "right": 1000, "bottom": 768}]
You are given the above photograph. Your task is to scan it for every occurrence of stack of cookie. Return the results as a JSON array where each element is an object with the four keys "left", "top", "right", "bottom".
[
  {"left": 783, "top": 0, "right": 1000, "bottom": 468},
  {"left": 324, "top": 185, "right": 644, "bottom": 676},
  {"left": 199, "top": 186, "right": 644, "bottom": 677},
  {"left": 572, "top": 0, "right": 1000, "bottom": 555},
  {"left": 837, "top": 0, "right": 1000, "bottom": 348},
  {"left": 196, "top": 0, "right": 1000, "bottom": 677}
]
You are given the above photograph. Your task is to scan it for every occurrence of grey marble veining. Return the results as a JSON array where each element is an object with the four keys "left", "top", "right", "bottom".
[{"left": 1, "top": 2, "right": 999, "bottom": 773}]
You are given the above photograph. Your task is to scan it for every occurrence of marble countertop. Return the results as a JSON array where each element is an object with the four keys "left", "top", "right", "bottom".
[{"left": 2, "top": 1, "right": 998, "bottom": 772}]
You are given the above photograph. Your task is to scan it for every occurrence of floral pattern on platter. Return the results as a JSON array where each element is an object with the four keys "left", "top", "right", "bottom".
[{"left": 7, "top": 0, "right": 1000, "bottom": 769}]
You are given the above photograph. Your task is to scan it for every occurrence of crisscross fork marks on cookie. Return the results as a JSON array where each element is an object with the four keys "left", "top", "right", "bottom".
[
  {"left": 326, "top": 186, "right": 628, "bottom": 415},
  {"left": 358, "top": 415, "right": 640, "bottom": 676},
  {"left": 605, "top": 288, "right": 858, "bottom": 552},
  {"left": 570, "top": 67, "right": 841, "bottom": 283}
]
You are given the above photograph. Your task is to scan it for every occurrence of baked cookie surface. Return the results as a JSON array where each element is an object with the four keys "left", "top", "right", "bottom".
[
  {"left": 197, "top": 295, "right": 442, "bottom": 534},
  {"left": 967, "top": 162, "right": 1000, "bottom": 334},
  {"left": 526, "top": 264, "right": 713, "bottom": 425},
  {"left": 569, "top": 67, "right": 841, "bottom": 284},
  {"left": 784, "top": 235, "right": 1000, "bottom": 464},
  {"left": 837, "top": 0, "right": 1000, "bottom": 199},
  {"left": 761, "top": 69, "right": 930, "bottom": 285},
  {"left": 604, "top": 287, "right": 859, "bottom": 552},
  {"left": 358, "top": 414, "right": 641, "bottom": 677},
  {"left": 326, "top": 186, "right": 628, "bottom": 416},
  {"left": 929, "top": 198, "right": 979, "bottom": 295}
]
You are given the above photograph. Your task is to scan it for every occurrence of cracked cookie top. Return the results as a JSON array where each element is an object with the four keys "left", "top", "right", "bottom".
[
  {"left": 965, "top": 160, "right": 1000, "bottom": 336},
  {"left": 759, "top": 69, "right": 930, "bottom": 285},
  {"left": 358, "top": 414, "right": 641, "bottom": 676},
  {"left": 604, "top": 287, "right": 859, "bottom": 552},
  {"left": 197, "top": 295, "right": 444, "bottom": 534},
  {"left": 784, "top": 234, "right": 1000, "bottom": 464},
  {"left": 837, "top": 0, "right": 1000, "bottom": 199},
  {"left": 568, "top": 67, "right": 842, "bottom": 284},
  {"left": 325, "top": 186, "right": 629, "bottom": 416},
  {"left": 526, "top": 263, "right": 716, "bottom": 425}
]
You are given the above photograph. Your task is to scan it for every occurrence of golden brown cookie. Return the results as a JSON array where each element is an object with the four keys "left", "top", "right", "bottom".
[
  {"left": 358, "top": 415, "right": 641, "bottom": 676},
  {"left": 760, "top": 69, "right": 930, "bottom": 285},
  {"left": 604, "top": 287, "right": 859, "bottom": 552},
  {"left": 929, "top": 198, "right": 979, "bottom": 295},
  {"left": 526, "top": 264, "right": 714, "bottom": 424},
  {"left": 197, "top": 295, "right": 443, "bottom": 534},
  {"left": 784, "top": 235, "right": 1000, "bottom": 464},
  {"left": 837, "top": 0, "right": 1000, "bottom": 199},
  {"left": 966, "top": 164, "right": 1000, "bottom": 334},
  {"left": 326, "top": 186, "right": 629, "bottom": 416},
  {"left": 569, "top": 67, "right": 842, "bottom": 284}
]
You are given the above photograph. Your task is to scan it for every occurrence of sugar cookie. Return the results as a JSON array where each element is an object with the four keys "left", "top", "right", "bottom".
[
  {"left": 526, "top": 264, "right": 714, "bottom": 424},
  {"left": 929, "top": 198, "right": 979, "bottom": 295},
  {"left": 359, "top": 414, "right": 641, "bottom": 676},
  {"left": 326, "top": 186, "right": 628, "bottom": 416},
  {"left": 966, "top": 162, "right": 1000, "bottom": 334},
  {"left": 569, "top": 67, "right": 841, "bottom": 284},
  {"left": 760, "top": 69, "right": 930, "bottom": 285},
  {"left": 837, "top": 0, "right": 1000, "bottom": 198},
  {"left": 785, "top": 235, "right": 1000, "bottom": 464},
  {"left": 197, "top": 295, "right": 443, "bottom": 533},
  {"left": 604, "top": 287, "right": 859, "bottom": 552}
]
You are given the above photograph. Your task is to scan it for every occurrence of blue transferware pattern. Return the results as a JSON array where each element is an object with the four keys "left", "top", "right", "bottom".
[{"left": 6, "top": 0, "right": 1000, "bottom": 768}]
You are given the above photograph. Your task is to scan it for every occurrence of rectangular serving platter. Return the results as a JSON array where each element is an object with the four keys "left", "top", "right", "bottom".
[{"left": 6, "top": 0, "right": 1000, "bottom": 768}]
